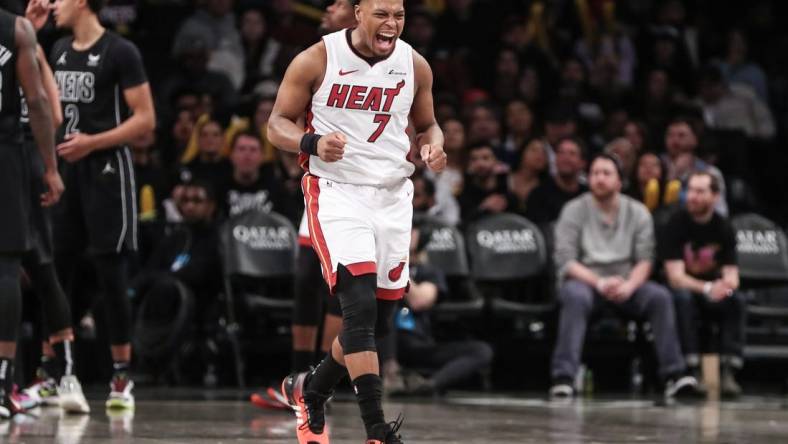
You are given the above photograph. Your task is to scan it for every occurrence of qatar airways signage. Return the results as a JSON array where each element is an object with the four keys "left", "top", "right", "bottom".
[
  {"left": 233, "top": 225, "right": 292, "bottom": 251},
  {"left": 476, "top": 229, "right": 538, "bottom": 254},
  {"left": 736, "top": 230, "right": 780, "bottom": 255}
]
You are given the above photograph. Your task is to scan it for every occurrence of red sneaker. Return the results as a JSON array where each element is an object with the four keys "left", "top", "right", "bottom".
[
  {"left": 281, "top": 372, "right": 330, "bottom": 444},
  {"left": 250, "top": 388, "right": 288, "bottom": 410}
]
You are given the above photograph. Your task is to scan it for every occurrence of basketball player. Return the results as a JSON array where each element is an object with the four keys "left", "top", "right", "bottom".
[
  {"left": 27, "top": 0, "right": 155, "bottom": 410},
  {"left": 0, "top": 7, "right": 63, "bottom": 419},
  {"left": 18, "top": 36, "right": 90, "bottom": 414},
  {"left": 252, "top": 0, "right": 358, "bottom": 411},
  {"left": 268, "top": 0, "right": 446, "bottom": 442}
]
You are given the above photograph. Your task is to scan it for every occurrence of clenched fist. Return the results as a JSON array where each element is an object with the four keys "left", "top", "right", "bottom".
[
  {"left": 420, "top": 144, "right": 447, "bottom": 173},
  {"left": 318, "top": 132, "right": 346, "bottom": 162}
]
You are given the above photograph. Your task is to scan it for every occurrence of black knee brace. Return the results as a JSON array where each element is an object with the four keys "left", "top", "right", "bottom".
[
  {"left": 93, "top": 254, "right": 132, "bottom": 345},
  {"left": 0, "top": 256, "right": 22, "bottom": 342},
  {"left": 336, "top": 264, "right": 378, "bottom": 354},
  {"left": 292, "top": 246, "right": 326, "bottom": 326}
]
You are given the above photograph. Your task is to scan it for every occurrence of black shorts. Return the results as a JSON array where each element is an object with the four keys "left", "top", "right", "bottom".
[
  {"left": 24, "top": 139, "right": 55, "bottom": 264},
  {"left": 53, "top": 147, "right": 137, "bottom": 256},
  {"left": 0, "top": 141, "right": 32, "bottom": 254}
]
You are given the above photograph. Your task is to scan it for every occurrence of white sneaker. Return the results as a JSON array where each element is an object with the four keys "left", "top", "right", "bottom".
[
  {"left": 59, "top": 376, "right": 90, "bottom": 414},
  {"left": 105, "top": 376, "right": 134, "bottom": 410}
]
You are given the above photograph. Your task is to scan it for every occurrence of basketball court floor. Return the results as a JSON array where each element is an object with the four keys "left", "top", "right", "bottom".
[{"left": 2, "top": 388, "right": 788, "bottom": 443}]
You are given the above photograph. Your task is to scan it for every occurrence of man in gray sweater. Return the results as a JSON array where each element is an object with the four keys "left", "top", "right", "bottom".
[{"left": 550, "top": 154, "right": 700, "bottom": 400}]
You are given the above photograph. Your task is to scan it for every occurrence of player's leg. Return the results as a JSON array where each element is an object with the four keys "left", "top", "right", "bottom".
[
  {"left": 93, "top": 253, "right": 135, "bottom": 410},
  {"left": 291, "top": 241, "right": 325, "bottom": 371},
  {"left": 23, "top": 255, "right": 89, "bottom": 413},
  {"left": 282, "top": 176, "right": 377, "bottom": 443},
  {"left": 320, "top": 294, "right": 343, "bottom": 354},
  {"left": 0, "top": 255, "right": 23, "bottom": 419},
  {"left": 82, "top": 149, "right": 137, "bottom": 410}
]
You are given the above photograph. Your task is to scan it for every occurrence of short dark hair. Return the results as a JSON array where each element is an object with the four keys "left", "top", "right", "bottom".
[
  {"left": 555, "top": 136, "right": 587, "bottom": 159},
  {"left": 668, "top": 116, "right": 701, "bottom": 137},
  {"left": 184, "top": 180, "right": 216, "bottom": 202},
  {"left": 413, "top": 174, "right": 436, "bottom": 197},
  {"left": 688, "top": 170, "right": 720, "bottom": 194},
  {"left": 590, "top": 153, "right": 623, "bottom": 180},
  {"left": 87, "top": 0, "right": 106, "bottom": 14},
  {"left": 230, "top": 129, "right": 262, "bottom": 151},
  {"left": 467, "top": 141, "right": 494, "bottom": 155}
]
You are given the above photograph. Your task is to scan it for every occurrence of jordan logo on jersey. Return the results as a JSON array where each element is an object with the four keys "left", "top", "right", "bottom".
[
  {"left": 326, "top": 80, "right": 405, "bottom": 112},
  {"left": 88, "top": 53, "right": 101, "bottom": 67},
  {"left": 102, "top": 161, "right": 116, "bottom": 175},
  {"left": 56, "top": 52, "right": 67, "bottom": 65}
]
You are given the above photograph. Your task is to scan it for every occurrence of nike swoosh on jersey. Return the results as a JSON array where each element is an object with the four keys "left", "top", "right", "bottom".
[{"left": 338, "top": 69, "right": 359, "bottom": 76}]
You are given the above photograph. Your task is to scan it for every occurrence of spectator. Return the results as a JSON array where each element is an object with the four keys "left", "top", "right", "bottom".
[
  {"left": 509, "top": 139, "right": 548, "bottom": 216},
  {"left": 412, "top": 173, "right": 460, "bottom": 227},
  {"left": 139, "top": 181, "right": 221, "bottom": 303},
  {"left": 221, "top": 130, "right": 291, "bottom": 220},
  {"left": 550, "top": 154, "right": 700, "bottom": 399},
  {"left": 320, "top": 0, "right": 357, "bottom": 35},
  {"left": 165, "top": 108, "right": 197, "bottom": 168},
  {"left": 662, "top": 118, "right": 728, "bottom": 215},
  {"left": 393, "top": 224, "right": 493, "bottom": 396},
  {"left": 491, "top": 47, "right": 521, "bottom": 104},
  {"left": 543, "top": 103, "right": 578, "bottom": 175},
  {"left": 525, "top": 137, "right": 588, "bottom": 225},
  {"left": 466, "top": 102, "right": 502, "bottom": 148},
  {"left": 178, "top": 116, "right": 233, "bottom": 194},
  {"left": 458, "top": 143, "right": 516, "bottom": 223},
  {"left": 268, "top": 0, "right": 319, "bottom": 48},
  {"left": 629, "top": 151, "right": 676, "bottom": 212},
  {"left": 238, "top": 8, "right": 290, "bottom": 94},
  {"left": 434, "top": 118, "right": 465, "bottom": 198},
  {"left": 249, "top": 95, "right": 278, "bottom": 165},
  {"left": 499, "top": 99, "right": 536, "bottom": 169},
  {"left": 635, "top": 68, "right": 683, "bottom": 139},
  {"left": 404, "top": 7, "right": 437, "bottom": 61},
  {"left": 661, "top": 171, "right": 745, "bottom": 398},
  {"left": 624, "top": 120, "right": 649, "bottom": 153},
  {"left": 131, "top": 130, "right": 170, "bottom": 222},
  {"left": 159, "top": 36, "right": 238, "bottom": 123},
  {"left": 172, "top": 0, "right": 243, "bottom": 89},
  {"left": 132, "top": 180, "right": 222, "bottom": 381},
  {"left": 604, "top": 138, "right": 637, "bottom": 192},
  {"left": 695, "top": 65, "right": 775, "bottom": 140},
  {"left": 718, "top": 29, "right": 768, "bottom": 102}
]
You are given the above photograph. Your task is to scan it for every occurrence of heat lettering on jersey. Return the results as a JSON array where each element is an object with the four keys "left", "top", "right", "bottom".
[{"left": 326, "top": 80, "right": 405, "bottom": 112}]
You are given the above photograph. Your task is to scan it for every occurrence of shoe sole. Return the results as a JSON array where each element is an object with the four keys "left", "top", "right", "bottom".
[
  {"left": 105, "top": 400, "right": 135, "bottom": 410},
  {"left": 61, "top": 395, "right": 91, "bottom": 414}
]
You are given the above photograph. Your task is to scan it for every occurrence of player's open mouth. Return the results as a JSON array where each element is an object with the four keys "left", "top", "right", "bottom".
[{"left": 375, "top": 33, "right": 396, "bottom": 51}]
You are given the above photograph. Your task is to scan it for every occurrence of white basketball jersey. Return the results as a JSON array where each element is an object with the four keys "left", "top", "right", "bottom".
[{"left": 303, "top": 29, "right": 415, "bottom": 186}]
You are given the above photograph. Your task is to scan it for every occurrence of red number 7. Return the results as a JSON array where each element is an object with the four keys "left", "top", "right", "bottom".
[{"left": 368, "top": 114, "right": 392, "bottom": 143}]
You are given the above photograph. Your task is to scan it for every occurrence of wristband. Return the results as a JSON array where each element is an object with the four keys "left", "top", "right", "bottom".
[
  {"left": 300, "top": 133, "right": 322, "bottom": 156},
  {"left": 703, "top": 281, "right": 713, "bottom": 296}
]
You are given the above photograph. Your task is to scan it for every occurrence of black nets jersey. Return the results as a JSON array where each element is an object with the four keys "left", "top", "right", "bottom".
[
  {"left": 50, "top": 30, "right": 147, "bottom": 146},
  {"left": 0, "top": 10, "right": 21, "bottom": 143}
]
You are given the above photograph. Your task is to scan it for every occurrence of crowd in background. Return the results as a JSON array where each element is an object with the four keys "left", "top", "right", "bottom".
[{"left": 18, "top": 0, "right": 788, "bottom": 391}]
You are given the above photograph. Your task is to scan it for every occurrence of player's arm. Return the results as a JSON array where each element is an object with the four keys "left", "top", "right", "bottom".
[
  {"left": 37, "top": 44, "right": 62, "bottom": 128},
  {"left": 15, "top": 17, "right": 63, "bottom": 206},
  {"left": 410, "top": 51, "right": 446, "bottom": 173},
  {"left": 86, "top": 83, "right": 156, "bottom": 151},
  {"left": 268, "top": 43, "right": 345, "bottom": 162},
  {"left": 57, "top": 40, "right": 156, "bottom": 162}
]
